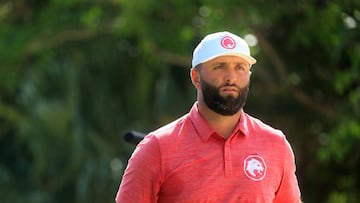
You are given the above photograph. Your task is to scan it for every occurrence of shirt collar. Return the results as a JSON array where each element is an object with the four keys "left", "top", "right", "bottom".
[
  {"left": 189, "top": 102, "right": 250, "bottom": 141},
  {"left": 189, "top": 102, "right": 214, "bottom": 142},
  {"left": 234, "top": 109, "right": 250, "bottom": 137}
]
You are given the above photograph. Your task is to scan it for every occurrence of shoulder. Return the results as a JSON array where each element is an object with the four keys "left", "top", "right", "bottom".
[
  {"left": 244, "top": 112, "right": 284, "bottom": 138},
  {"left": 244, "top": 113, "right": 296, "bottom": 157},
  {"left": 242, "top": 112, "right": 296, "bottom": 155},
  {"left": 128, "top": 115, "right": 190, "bottom": 167},
  {"left": 143, "top": 113, "right": 192, "bottom": 145}
]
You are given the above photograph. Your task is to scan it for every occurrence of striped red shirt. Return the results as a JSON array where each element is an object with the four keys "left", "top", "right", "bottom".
[{"left": 116, "top": 102, "right": 301, "bottom": 203}]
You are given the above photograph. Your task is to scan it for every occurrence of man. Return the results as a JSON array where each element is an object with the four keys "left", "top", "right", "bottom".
[{"left": 115, "top": 31, "right": 301, "bottom": 202}]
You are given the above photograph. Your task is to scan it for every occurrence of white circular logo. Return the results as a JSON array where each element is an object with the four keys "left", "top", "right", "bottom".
[{"left": 244, "top": 155, "right": 266, "bottom": 181}]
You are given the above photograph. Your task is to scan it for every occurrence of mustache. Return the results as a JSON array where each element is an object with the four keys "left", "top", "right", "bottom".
[{"left": 219, "top": 83, "right": 240, "bottom": 89}]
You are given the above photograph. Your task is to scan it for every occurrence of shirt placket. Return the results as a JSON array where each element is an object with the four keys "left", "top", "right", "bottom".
[{"left": 224, "top": 140, "right": 233, "bottom": 177}]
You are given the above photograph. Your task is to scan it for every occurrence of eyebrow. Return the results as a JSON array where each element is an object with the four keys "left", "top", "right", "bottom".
[{"left": 211, "top": 61, "right": 248, "bottom": 66}]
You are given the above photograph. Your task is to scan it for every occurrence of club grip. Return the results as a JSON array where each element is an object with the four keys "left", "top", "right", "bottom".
[{"left": 124, "top": 131, "right": 146, "bottom": 145}]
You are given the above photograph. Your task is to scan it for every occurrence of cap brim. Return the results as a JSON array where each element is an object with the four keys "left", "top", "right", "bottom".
[{"left": 193, "top": 53, "right": 257, "bottom": 68}]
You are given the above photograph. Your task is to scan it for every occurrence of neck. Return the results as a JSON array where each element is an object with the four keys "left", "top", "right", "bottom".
[{"left": 198, "top": 101, "right": 242, "bottom": 139}]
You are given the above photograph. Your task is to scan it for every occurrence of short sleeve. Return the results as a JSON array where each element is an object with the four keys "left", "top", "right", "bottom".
[
  {"left": 273, "top": 137, "right": 301, "bottom": 203},
  {"left": 115, "top": 134, "right": 162, "bottom": 203}
]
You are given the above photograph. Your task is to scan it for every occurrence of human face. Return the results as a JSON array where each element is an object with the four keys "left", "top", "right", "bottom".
[{"left": 193, "top": 56, "right": 251, "bottom": 115}]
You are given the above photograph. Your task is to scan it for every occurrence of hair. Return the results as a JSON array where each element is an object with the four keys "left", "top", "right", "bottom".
[{"left": 193, "top": 64, "right": 202, "bottom": 70}]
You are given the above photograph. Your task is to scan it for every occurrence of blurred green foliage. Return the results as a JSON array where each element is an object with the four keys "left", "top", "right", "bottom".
[{"left": 0, "top": 0, "right": 359, "bottom": 202}]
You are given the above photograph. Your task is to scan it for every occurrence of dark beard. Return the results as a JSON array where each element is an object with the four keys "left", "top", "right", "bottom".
[{"left": 200, "top": 78, "right": 249, "bottom": 116}]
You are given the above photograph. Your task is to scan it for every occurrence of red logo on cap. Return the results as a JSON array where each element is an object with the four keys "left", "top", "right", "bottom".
[{"left": 221, "top": 36, "right": 236, "bottom": 49}]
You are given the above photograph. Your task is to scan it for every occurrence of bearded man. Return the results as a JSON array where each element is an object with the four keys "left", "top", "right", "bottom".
[{"left": 115, "top": 31, "right": 302, "bottom": 203}]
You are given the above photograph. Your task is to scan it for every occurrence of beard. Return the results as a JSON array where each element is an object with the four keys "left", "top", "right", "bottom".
[{"left": 200, "top": 78, "right": 249, "bottom": 116}]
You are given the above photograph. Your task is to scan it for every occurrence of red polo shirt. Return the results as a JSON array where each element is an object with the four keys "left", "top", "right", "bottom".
[{"left": 116, "top": 102, "right": 301, "bottom": 203}]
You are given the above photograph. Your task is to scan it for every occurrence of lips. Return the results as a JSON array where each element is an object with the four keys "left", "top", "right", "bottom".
[{"left": 221, "top": 86, "right": 239, "bottom": 94}]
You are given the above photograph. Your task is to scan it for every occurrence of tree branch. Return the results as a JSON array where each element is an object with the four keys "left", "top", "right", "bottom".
[{"left": 233, "top": 7, "right": 337, "bottom": 118}]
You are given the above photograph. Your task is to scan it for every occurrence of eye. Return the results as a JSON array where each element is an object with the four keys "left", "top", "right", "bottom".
[
  {"left": 213, "top": 64, "right": 225, "bottom": 70},
  {"left": 236, "top": 65, "right": 246, "bottom": 71},
  {"left": 236, "top": 64, "right": 250, "bottom": 73}
]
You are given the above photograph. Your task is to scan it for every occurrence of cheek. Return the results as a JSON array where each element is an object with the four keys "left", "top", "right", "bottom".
[
  {"left": 238, "top": 75, "right": 251, "bottom": 86},
  {"left": 203, "top": 74, "right": 223, "bottom": 86}
]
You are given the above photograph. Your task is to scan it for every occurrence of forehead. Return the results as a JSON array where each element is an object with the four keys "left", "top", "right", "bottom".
[{"left": 203, "top": 56, "right": 250, "bottom": 66}]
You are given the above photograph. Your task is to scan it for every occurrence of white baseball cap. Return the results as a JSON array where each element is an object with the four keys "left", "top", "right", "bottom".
[{"left": 192, "top": 31, "right": 257, "bottom": 68}]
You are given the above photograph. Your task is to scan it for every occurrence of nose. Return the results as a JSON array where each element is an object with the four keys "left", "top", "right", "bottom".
[{"left": 224, "top": 68, "right": 237, "bottom": 84}]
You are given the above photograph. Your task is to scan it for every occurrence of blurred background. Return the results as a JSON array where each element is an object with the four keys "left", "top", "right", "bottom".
[{"left": 0, "top": 0, "right": 359, "bottom": 202}]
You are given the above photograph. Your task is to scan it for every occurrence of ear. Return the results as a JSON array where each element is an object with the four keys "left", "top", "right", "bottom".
[{"left": 190, "top": 68, "right": 201, "bottom": 89}]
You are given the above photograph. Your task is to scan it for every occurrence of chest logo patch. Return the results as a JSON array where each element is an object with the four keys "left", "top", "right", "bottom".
[{"left": 244, "top": 155, "right": 266, "bottom": 181}]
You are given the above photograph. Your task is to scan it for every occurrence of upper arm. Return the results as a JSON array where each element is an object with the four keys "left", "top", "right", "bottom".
[
  {"left": 273, "top": 137, "right": 301, "bottom": 203},
  {"left": 115, "top": 135, "right": 162, "bottom": 203}
]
